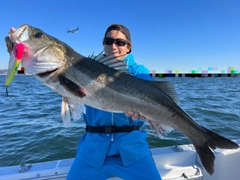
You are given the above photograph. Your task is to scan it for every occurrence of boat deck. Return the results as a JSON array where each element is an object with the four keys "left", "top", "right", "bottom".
[{"left": 0, "top": 140, "right": 239, "bottom": 180}]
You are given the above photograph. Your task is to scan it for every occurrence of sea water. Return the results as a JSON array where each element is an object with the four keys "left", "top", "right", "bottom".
[{"left": 0, "top": 75, "right": 240, "bottom": 166}]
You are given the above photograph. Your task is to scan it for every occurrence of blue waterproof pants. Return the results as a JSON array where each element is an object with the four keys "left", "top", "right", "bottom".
[{"left": 66, "top": 154, "right": 162, "bottom": 180}]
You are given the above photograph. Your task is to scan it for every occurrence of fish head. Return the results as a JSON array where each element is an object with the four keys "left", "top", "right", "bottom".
[{"left": 7, "top": 24, "right": 71, "bottom": 81}]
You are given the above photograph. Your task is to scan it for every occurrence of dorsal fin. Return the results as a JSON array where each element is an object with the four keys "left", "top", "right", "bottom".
[
  {"left": 88, "top": 52, "right": 129, "bottom": 73},
  {"left": 152, "top": 81, "right": 180, "bottom": 104}
]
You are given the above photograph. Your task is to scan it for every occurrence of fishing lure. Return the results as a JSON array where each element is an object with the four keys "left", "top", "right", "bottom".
[{"left": 5, "top": 43, "right": 24, "bottom": 86}]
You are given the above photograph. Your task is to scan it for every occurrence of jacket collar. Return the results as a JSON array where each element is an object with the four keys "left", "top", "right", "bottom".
[{"left": 122, "top": 54, "right": 136, "bottom": 67}]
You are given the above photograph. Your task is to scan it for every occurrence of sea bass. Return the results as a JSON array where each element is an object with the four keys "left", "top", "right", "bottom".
[{"left": 6, "top": 24, "right": 239, "bottom": 175}]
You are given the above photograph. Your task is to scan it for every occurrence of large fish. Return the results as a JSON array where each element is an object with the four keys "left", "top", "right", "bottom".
[{"left": 6, "top": 24, "right": 239, "bottom": 175}]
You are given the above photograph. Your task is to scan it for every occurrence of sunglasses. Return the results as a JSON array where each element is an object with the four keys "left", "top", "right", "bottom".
[{"left": 104, "top": 38, "right": 130, "bottom": 46}]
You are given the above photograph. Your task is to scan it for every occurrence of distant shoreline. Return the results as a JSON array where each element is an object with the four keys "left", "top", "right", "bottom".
[{"left": 150, "top": 73, "right": 239, "bottom": 78}]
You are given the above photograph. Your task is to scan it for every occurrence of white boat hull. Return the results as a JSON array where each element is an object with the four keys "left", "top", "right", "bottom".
[{"left": 0, "top": 140, "right": 239, "bottom": 180}]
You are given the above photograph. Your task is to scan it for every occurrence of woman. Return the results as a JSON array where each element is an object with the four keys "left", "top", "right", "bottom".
[{"left": 5, "top": 24, "right": 161, "bottom": 180}]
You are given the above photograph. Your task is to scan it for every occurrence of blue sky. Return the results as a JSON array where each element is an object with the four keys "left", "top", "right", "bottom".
[{"left": 0, "top": 0, "right": 239, "bottom": 73}]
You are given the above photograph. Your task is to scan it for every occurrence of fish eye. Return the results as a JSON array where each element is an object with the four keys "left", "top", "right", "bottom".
[{"left": 34, "top": 32, "right": 43, "bottom": 38}]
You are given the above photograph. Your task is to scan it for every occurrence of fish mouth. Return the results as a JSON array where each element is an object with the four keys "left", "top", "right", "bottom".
[
  {"left": 32, "top": 45, "right": 62, "bottom": 77},
  {"left": 36, "top": 68, "right": 59, "bottom": 78}
]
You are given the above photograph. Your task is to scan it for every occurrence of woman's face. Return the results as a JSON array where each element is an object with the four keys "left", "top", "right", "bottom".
[{"left": 103, "top": 30, "right": 131, "bottom": 60}]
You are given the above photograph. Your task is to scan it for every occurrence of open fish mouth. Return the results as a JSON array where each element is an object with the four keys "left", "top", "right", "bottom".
[
  {"left": 22, "top": 60, "right": 62, "bottom": 77},
  {"left": 37, "top": 68, "right": 59, "bottom": 77}
]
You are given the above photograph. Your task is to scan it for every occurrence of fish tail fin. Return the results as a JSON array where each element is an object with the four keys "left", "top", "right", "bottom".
[
  {"left": 194, "top": 126, "right": 239, "bottom": 175},
  {"left": 201, "top": 126, "right": 239, "bottom": 149},
  {"left": 195, "top": 143, "right": 215, "bottom": 175}
]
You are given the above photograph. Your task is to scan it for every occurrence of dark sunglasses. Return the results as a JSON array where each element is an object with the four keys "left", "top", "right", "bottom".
[{"left": 104, "top": 38, "right": 130, "bottom": 46}]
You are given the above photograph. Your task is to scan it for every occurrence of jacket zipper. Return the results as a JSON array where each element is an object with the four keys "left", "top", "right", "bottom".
[{"left": 111, "top": 112, "right": 114, "bottom": 141}]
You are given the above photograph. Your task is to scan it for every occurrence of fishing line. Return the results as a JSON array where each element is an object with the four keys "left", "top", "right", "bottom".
[{"left": 2, "top": 86, "right": 15, "bottom": 97}]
